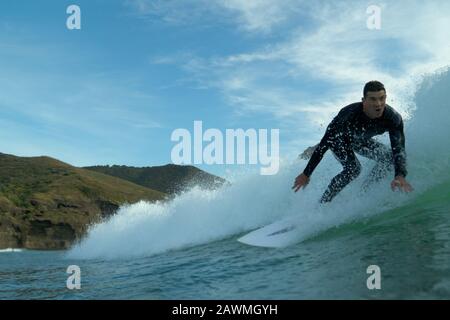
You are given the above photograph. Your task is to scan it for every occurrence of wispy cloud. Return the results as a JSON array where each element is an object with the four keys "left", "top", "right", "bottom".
[
  {"left": 124, "top": 0, "right": 217, "bottom": 27},
  {"left": 125, "top": 0, "right": 305, "bottom": 33},
  {"left": 0, "top": 38, "right": 165, "bottom": 165},
  {"left": 146, "top": 1, "right": 450, "bottom": 118},
  {"left": 4, "top": 1, "right": 450, "bottom": 168},
  {"left": 214, "top": 0, "right": 301, "bottom": 33},
  {"left": 0, "top": 70, "right": 163, "bottom": 135},
  {"left": 137, "top": 0, "right": 450, "bottom": 157}
]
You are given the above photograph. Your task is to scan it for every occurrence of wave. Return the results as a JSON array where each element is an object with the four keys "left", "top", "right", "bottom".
[{"left": 67, "top": 68, "right": 450, "bottom": 260}]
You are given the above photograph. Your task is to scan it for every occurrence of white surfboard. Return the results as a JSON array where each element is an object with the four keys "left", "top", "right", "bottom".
[{"left": 237, "top": 216, "right": 303, "bottom": 248}]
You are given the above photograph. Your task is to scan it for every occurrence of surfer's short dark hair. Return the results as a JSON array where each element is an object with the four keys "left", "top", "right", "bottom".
[{"left": 364, "top": 81, "right": 386, "bottom": 97}]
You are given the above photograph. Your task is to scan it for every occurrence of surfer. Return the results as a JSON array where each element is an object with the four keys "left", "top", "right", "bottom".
[{"left": 292, "top": 81, "right": 414, "bottom": 203}]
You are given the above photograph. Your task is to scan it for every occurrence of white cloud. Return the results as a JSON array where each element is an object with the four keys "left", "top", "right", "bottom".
[
  {"left": 125, "top": 0, "right": 304, "bottom": 33},
  {"left": 166, "top": 1, "right": 449, "bottom": 113},
  {"left": 216, "top": 0, "right": 297, "bottom": 33},
  {"left": 124, "top": 0, "right": 217, "bottom": 26},
  {"left": 142, "top": 0, "right": 450, "bottom": 156}
]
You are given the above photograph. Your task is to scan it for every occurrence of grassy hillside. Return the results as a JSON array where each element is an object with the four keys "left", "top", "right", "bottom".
[
  {"left": 0, "top": 153, "right": 166, "bottom": 249},
  {"left": 84, "top": 164, "right": 226, "bottom": 195}
]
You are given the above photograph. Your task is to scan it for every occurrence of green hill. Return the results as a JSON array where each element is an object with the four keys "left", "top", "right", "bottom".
[
  {"left": 0, "top": 153, "right": 166, "bottom": 249},
  {"left": 84, "top": 164, "right": 226, "bottom": 195}
]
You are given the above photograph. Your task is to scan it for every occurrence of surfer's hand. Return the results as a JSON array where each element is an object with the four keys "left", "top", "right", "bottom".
[
  {"left": 292, "top": 173, "right": 310, "bottom": 192},
  {"left": 391, "top": 176, "right": 414, "bottom": 193}
]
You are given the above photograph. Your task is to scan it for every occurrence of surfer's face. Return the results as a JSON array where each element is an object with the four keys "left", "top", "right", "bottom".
[{"left": 362, "top": 90, "right": 386, "bottom": 119}]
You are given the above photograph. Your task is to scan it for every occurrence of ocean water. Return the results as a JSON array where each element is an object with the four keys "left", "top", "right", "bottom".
[{"left": 1, "top": 70, "right": 450, "bottom": 300}]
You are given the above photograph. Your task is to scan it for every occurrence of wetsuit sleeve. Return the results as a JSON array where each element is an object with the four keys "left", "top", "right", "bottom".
[
  {"left": 389, "top": 118, "right": 407, "bottom": 177},
  {"left": 303, "top": 126, "right": 334, "bottom": 177},
  {"left": 302, "top": 105, "right": 354, "bottom": 177}
]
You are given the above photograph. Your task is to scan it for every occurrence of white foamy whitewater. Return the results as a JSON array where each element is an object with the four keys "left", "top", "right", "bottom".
[
  {"left": 0, "top": 248, "right": 23, "bottom": 253},
  {"left": 67, "top": 69, "right": 450, "bottom": 260}
]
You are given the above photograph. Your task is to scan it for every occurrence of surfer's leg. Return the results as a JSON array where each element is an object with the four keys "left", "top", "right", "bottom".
[
  {"left": 320, "top": 141, "right": 361, "bottom": 203},
  {"left": 354, "top": 139, "right": 393, "bottom": 190}
]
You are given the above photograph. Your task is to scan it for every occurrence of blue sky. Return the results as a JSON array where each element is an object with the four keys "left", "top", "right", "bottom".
[{"left": 1, "top": 0, "right": 449, "bottom": 177}]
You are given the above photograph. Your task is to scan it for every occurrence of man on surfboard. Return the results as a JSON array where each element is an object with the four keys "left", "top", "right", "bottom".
[{"left": 292, "top": 81, "right": 414, "bottom": 202}]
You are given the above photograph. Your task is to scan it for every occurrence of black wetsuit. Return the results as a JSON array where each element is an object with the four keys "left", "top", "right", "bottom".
[{"left": 303, "top": 102, "right": 407, "bottom": 203}]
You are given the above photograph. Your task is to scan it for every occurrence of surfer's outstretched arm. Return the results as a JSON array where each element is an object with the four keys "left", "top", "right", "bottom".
[
  {"left": 389, "top": 117, "right": 414, "bottom": 193},
  {"left": 292, "top": 128, "right": 333, "bottom": 192}
]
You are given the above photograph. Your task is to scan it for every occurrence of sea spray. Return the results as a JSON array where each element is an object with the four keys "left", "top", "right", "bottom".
[{"left": 67, "top": 69, "right": 450, "bottom": 260}]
